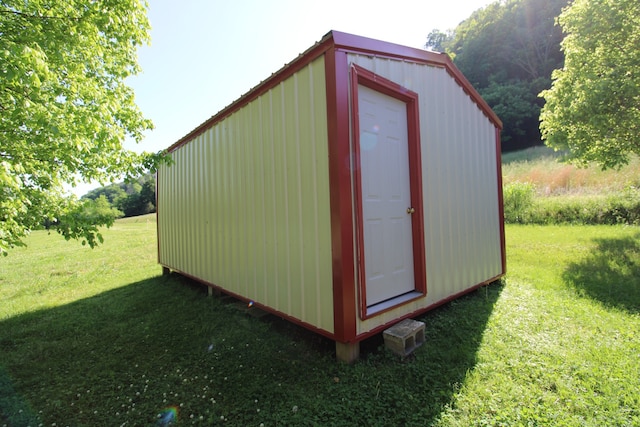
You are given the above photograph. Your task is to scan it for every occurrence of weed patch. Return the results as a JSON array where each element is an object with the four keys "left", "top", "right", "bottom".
[
  {"left": 503, "top": 147, "right": 640, "bottom": 225},
  {"left": 503, "top": 188, "right": 640, "bottom": 225}
]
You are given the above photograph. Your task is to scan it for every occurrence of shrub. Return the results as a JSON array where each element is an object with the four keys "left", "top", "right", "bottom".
[
  {"left": 602, "top": 187, "right": 640, "bottom": 225},
  {"left": 503, "top": 182, "right": 536, "bottom": 223},
  {"left": 520, "top": 188, "right": 640, "bottom": 225}
]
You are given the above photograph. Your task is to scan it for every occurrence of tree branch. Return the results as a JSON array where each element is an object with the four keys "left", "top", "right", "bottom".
[{"left": 0, "top": 6, "right": 82, "bottom": 22}]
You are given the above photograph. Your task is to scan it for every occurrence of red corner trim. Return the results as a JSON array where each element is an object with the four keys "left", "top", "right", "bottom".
[
  {"left": 155, "top": 170, "right": 161, "bottom": 264},
  {"left": 325, "top": 48, "right": 357, "bottom": 343},
  {"left": 495, "top": 127, "right": 507, "bottom": 275}
]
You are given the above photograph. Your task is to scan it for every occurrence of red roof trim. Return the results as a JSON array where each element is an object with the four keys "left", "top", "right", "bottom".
[
  {"left": 165, "top": 30, "right": 501, "bottom": 154},
  {"left": 329, "top": 31, "right": 502, "bottom": 130},
  {"left": 331, "top": 31, "right": 448, "bottom": 64},
  {"left": 166, "top": 34, "right": 336, "bottom": 153}
]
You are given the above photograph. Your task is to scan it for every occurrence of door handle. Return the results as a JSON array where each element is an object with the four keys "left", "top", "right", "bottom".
[{"left": 407, "top": 207, "right": 415, "bottom": 214}]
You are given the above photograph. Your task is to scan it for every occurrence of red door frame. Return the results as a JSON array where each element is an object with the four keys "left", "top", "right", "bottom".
[{"left": 349, "top": 64, "right": 427, "bottom": 320}]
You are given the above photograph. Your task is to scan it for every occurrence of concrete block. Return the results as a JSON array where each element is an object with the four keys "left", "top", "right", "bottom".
[{"left": 383, "top": 318, "right": 425, "bottom": 357}]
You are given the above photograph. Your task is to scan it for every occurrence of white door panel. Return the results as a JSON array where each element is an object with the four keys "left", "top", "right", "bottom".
[{"left": 358, "top": 85, "right": 415, "bottom": 306}]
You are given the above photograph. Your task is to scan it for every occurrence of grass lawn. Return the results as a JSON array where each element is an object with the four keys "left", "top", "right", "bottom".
[{"left": 1, "top": 217, "right": 639, "bottom": 426}]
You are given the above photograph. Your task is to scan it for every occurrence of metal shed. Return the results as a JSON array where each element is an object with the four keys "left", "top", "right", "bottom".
[{"left": 157, "top": 30, "right": 505, "bottom": 362}]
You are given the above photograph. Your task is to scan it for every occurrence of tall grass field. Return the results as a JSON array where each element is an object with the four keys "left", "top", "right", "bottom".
[
  {"left": 2, "top": 150, "right": 640, "bottom": 426},
  {"left": 502, "top": 147, "right": 640, "bottom": 225}
]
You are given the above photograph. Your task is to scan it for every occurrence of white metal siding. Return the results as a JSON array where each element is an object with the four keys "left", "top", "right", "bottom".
[
  {"left": 158, "top": 57, "right": 335, "bottom": 334},
  {"left": 347, "top": 55, "right": 503, "bottom": 334}
]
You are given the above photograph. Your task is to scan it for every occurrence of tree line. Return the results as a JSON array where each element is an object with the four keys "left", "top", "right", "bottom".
[
  {"left": 427, "top": 0, "right": 639, "bottom": 167},
  {"left": 427, "top": 0, "right": 568, "bottom": 152},
  {"left": 82, "top": 174, "right": 156, "bottom": 218}
]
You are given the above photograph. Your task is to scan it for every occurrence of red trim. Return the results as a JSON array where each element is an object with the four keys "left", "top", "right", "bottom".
[
  {"left": 159, "top": 30, "right": 505, "bottom": 345},
  {"left": 495, "top": 127, "right": 507, "bottom": 275},
  {"left": 352, "top": 273, "right": 504, "bottom": 342},
  {"left": 164, "top": 264, "right": 503, "bottom": 345},
  {"left": 325, "top": 49, "right": 357, "bottom": 343},
  {"left": 330, "top": 31, "right": 502, "bottom": 130},
  {"left": 166, "top": 34, "right": 337, "bottom": 153},
  {"left": 162, "top": 266, "right": 337, "bottom": 341},
  {"left": 349, "top": 64, "right": 427, "bottom": 320},
  {"left": 165, "top": 31, "right": 501, "bottom": 154},
  {"left": 441, "top": 59, "right": 502, "bottom": 130},
  {"left": 155, "top": 170, "right": 160, "bottom": 264}
]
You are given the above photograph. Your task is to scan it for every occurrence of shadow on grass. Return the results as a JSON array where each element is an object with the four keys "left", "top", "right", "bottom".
[
  {"left": 562, "top": 233, "right": 640, "bottom": 313},
  {"left": 0, "top": 274, "right": 503, "bottom": 426}
]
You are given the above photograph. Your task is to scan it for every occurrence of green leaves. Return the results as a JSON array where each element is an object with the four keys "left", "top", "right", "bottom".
[
  {"left": 540, "top": 0, "right": 640, "bottom": 169},
  {"left": 0, "top": 0, "right": 168, "bottom": 254},
  {"left": 435, "top": 0, "right": 568, "bottom": 148},
  {"left": 54, "top": 197, "right": 121, "bottom": 248}
]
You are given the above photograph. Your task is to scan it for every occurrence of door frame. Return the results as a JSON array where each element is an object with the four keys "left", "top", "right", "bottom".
[{"left": 350, "top": 64, "right": 427, "bottom": 319}]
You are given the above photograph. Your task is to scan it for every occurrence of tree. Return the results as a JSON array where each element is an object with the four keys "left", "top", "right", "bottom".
[
  {"left": 0, "top": 0, "right": 166, "bottom": 254},
  {"left": 83, "top": 184, "right": 128, "bottom": 206},
  {"left": 480, "top": 79, "right": 541, "bottom": 142},
  {"left": 539, "top": 0, "right": 640, "bottom": 169},
  {"left": 45, "top": 195, "right": 124, "bottom": 248},
  {"left": 432, "top": 0, "right": 567, "bottom": 150},
  {"left": 82, "top": 173, "right": 156, "bottom": 217},
  {"left": 425, "top": 29, "right": 453, "bottom": 53},
  {"left": 139, "top": 179, "right": 155, "bottom": 210},
  {"left": 116, "top": 179, "right": 155, "bottom": 217}
]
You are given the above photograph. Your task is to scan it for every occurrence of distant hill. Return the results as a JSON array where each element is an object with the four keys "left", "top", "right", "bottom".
[{"left": 82, "top": 174, "right": 155, "bottom": 218}]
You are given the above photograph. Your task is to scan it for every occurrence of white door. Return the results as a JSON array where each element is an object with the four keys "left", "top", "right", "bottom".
[{"left": 358, "top": 85, "right": 415, "bottom": 306}]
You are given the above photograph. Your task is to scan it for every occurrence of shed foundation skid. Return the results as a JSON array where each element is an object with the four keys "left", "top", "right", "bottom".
[
  {"left": 157, "top": 30, "right": 506, "bottom": 361},
  {"left": 336, "top": 342, "right": 360, "bottom": 363}
]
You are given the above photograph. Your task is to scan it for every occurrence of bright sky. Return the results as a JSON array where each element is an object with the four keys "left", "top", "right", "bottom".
[{"left": 74, "top": 0, "right": 493, "bottom": 195}]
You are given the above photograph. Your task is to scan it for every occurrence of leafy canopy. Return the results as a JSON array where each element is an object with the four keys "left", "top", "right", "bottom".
[
  {"left": 83, "top": 174, "right": 156, "bottom": 218},
  {"left": 0, "top": 0, "right": 165, "bottom": 254},
  {"left": 428, "top": 0, "right": 567, "bottom": 150},
  {"left": 540, "top": 0, "right": 640, "bottom": 169}
]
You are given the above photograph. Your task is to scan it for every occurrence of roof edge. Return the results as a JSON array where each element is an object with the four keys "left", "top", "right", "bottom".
[
  {"left": 328, "top": 30, "right": 502, "bottom": 130},
  {"left": 166, "top": 32, "right": 336, "bottom": 152},
  {"left": 166, "top": 30, "right": 502, "bottom": 153}
]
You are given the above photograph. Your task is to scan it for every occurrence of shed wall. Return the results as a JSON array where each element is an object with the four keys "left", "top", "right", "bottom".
[
  {"left": 346, "top": 54, "right": 503, "bottom": 335},
  {"left": 157, "top": 57, "right": 335, "bottom": 334}
]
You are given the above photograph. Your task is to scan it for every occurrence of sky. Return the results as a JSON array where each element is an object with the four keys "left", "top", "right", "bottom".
[{"left": 75, "top": 0, "right": 493, "bottom": 195}]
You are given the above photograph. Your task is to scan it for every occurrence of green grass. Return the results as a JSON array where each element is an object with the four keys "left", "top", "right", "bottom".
[
  {"left": 1, "top": 217, "right": 639, "bottom": 426},
  {"left": 437, "top": 225, "right": 640, "bottom": 426}
]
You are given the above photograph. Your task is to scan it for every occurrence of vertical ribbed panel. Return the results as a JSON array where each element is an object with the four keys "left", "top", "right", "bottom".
[
  {"left": 157, "top": 57, "right": 334, "bottom": 334},
  {"left": 347, "top": 55, "right": 503, "bottom": 334}
]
